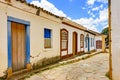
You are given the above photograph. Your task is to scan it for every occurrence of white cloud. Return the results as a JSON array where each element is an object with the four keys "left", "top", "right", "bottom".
[
  {"left": 82, "top": 7, "right": 86, "bottom": 10},
  {"left": 103, "top": 25, "right": 108, "bottom": 29},
  {"left": 86, "top": 0, "right": 108, "bottom": 6},
  {"left": 73, "top": 8, "right": 108, "bottom": 32},
  {"left": 87, "top": 0, "right": 95, "bottom": 5},
  {"left": 92, "top": 4, "right": 103, "bottom": 11},
  {"left": 88, "top": 10, "right": 95, "bottom": 17},
  {"left": 96, "top": 0, "right": 108, "bottom": 4},
  {"left": 31, "top": 0, "right": 67, "bottom": 17},
  {"left": 30, "top": 0, "right": 108, "bottom": 32}
]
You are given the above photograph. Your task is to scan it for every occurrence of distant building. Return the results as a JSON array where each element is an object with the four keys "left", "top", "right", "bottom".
[{"left": 0, "top": 0, "right": 106, "bottom": 78}]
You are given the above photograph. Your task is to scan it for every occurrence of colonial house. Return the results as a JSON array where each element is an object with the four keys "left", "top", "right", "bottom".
[
  {"left": 0, "top": 0, "right": 106, "bottom": 78},
  {"left": 110, "top": 0, "right": 120, "bottom": 80}
]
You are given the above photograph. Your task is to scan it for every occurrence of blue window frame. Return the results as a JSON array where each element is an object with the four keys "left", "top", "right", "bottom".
[
  {"left": 44, "top": 28, "right": 51, "bottom": 38},
  {"left": 44, "top": 28, "right": 52, "bottom": 48}
]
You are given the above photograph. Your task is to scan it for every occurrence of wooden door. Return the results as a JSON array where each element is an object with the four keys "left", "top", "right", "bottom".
[
  {"left": 96, "top": 40, "right": 102, "bottom": 49},
  {"left": 11, "top": 22, "right": 26, "bottom": 72},
  {"left": 73, "top": 32, "right": 77, "bottom": 55}
]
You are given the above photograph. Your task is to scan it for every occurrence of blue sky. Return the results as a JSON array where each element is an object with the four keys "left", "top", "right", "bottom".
[{"left": 26, "top": 0, "right": 108, "bottom": 32}]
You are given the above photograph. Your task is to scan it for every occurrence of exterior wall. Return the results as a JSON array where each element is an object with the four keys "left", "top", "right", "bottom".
[
  {"left": 0, "top": 0, "right": 105, "bottom": 77},
  {"left": 0, "top": 2, "right": 8, "bottom": 77},
  {"left": 61, "top": 24, "right": 85, "bottom": 55},
  {"left": 84, "top": 32, "right": 96, "bottom": 52},
  {"left": 95, "top": 35, "right": 106, "bottom": 52},
  {"left": 111, "top": 0, "right": 120, "bottom": 79},
  {"left": 102, "top": 35, "right": 106, "bottom": 52},
  {"left": 0, "top": 1, "right": 61, "bottom": 77}
]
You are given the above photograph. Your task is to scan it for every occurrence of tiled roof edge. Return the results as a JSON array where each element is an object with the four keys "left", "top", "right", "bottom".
[{"left": 16, "top": 0, "right": 63, "bottom": 19}]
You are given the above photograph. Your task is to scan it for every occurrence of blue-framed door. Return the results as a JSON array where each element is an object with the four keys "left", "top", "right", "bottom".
[{"left": 7, "top": 16, "right": 30, "bottom": 72}]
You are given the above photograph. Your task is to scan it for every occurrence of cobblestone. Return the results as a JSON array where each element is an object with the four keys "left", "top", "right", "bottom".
[{"left": 26, "top": 53, "right": 109, "bottom": 80}]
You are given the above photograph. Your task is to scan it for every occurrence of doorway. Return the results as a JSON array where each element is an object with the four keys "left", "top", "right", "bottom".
[
  {"left": 11, "top": 22, "right": 26, "bottom": 72},
  {"left": 73, "top": 32, "right": 77, "bottom": 55}
]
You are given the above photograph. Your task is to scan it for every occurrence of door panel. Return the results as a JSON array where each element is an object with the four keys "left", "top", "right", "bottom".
[
  {"left": 11, "top": 22, "right": 18, "bottom": 72},
  {"left": 11, "top": 22, "right": 26, "bottom": 72},
  {"left": 73, "top": 32, "right": 77, "bottom": 55}
]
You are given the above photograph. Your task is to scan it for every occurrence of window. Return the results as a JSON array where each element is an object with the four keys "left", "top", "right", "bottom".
[
  {"left": 93, "top": 38, "right": 94, "bottom": 46},
  {"left": 96, "top": 40, "right": 102, "bottom": 49},
  {"left": 80, "top": 34, "right": 84, "bottom": 48},
  {"left": 44, "top": 28, "right": 52, "bottom": 48},
  {"left": 85, "top": 37, "right": 88, "bottom": 48},
  {"left": 91, "top": 38, "right": 92, "bottom": 47},
  {"left": 61, "top": 29, "right": 68, "bottom": 50}
]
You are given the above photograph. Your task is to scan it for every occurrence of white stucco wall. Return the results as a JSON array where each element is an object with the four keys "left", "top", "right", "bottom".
[
  {"left": 111, "top": 0, "right": 120, "bottom": 79},
  {"left": 0, "top": 2, "right": 8, "bottom": 77},
  {"left": 61, "top": 24, "right": 85, "bottom": 54},
  {"left": 0, "top": 0, "right": 103, "bottom": 77},
  {"left": 84, "top": 32, "right": 96, "bottom": 52},
  {"left": 0, "top": 1, "right": 61, "bottom": 76}
]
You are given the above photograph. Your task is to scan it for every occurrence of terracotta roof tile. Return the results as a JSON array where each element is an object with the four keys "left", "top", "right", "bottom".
[{"left": 15, "top": 0, "right": 62, "bottom": 19}]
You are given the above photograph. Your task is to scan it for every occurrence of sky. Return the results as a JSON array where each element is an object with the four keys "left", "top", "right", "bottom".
[{"left": 26, "top": 0, "right": 108, "bottom": 32}]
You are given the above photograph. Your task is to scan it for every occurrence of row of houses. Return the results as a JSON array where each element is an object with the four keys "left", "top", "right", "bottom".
[{"left": 0, "top": 0, "right": 106, "bottom": 78}]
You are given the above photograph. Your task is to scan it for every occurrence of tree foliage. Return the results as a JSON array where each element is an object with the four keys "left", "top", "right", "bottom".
[
  {"left": 101, "top": 27, "right": 109, "bottom": 47},
  {"left": 101, "top": 27, "right": 108, "bottom": 35}
]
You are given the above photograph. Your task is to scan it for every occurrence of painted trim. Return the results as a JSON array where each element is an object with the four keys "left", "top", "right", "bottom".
[
  {"left": 86, "top": 34, "right": 90, "bottom": 52},
  {"left": 62, "top": 22, "right": 85, "bottom": 31},
  {"left": 7, "top": 21, "right": 12, "bottom": 68},
  {"left": 80, "top": 34, "right": 84, "bottom": 48},
  {"left": 26, "top": 26, "right": 30, "bottom": 64},
  {"left": 60, "top": 28, "right": 68, "bottom": 59},
  {"left": 73, "top": 32, "right": 78, "bottom": 55},
  {"left": 8, "top": 16, "right": 30, "bottom": 26},
  {"left": 7, "top": 16, "right": 30, "bottom": 69}
]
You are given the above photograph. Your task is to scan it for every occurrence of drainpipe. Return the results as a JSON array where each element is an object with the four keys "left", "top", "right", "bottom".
[{"left": 108, "top": 0, "right": 112, "bottom": 79}]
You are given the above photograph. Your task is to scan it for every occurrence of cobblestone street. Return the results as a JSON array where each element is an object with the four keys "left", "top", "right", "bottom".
[{"left": 26, "top": 53, "right": 109, "bottom": 80}]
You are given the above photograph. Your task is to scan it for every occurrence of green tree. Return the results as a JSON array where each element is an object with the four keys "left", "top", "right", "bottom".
[{"left": 101, "top": 27, "right": 109, "bottom": 48}]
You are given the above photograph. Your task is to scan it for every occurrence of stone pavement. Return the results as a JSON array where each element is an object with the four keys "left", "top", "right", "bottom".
[{"left": 26, "top": 53, "right": 109, "bottom": 80}]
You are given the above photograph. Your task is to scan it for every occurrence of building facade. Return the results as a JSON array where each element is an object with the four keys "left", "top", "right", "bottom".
[
  {"left": 110, "top": 0, "right": 120, "bottom": 80},
  {"left": 0, "top": 0, "right": 106, "bottom": 78}
]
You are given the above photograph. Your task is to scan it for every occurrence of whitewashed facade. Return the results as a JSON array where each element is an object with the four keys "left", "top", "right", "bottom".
[{"left": 0, "top": 0, "right": 105, "bottom": 78}]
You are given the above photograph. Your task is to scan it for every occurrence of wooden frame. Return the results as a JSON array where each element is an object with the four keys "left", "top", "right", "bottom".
[
  {"left": 73, "top": 32, "right": 78, "bottom": 55},
  {"left": 44, "top": 28, "right": 52, "bottom": 48},
  {"left": 96, "top": 40, "right": 102, "bottom": 49},
  {"left": 60, "top": 29, "right": 68, "bottom": 59},
  {"left": 80, "top": 34, "right": 84, "bottom": 48}
]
